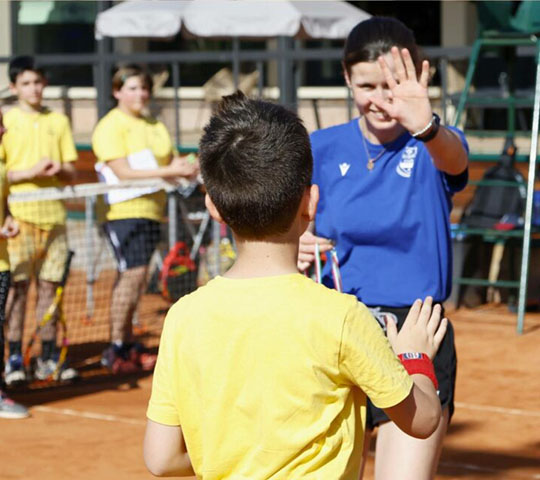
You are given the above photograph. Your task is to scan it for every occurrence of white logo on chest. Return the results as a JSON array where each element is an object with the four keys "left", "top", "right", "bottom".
[
  {"left": 396, "top": 146, "right": 417, "bottom": 178},
  {"left": 339, "top": 162, "right": 351, "bottom": 176}
]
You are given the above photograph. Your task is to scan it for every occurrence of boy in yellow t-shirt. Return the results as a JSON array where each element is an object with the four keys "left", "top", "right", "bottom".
[
  {"left": 0, "top": 109, "right": 29, "bottom": 418},
  {"left": 0, "top": 56, "right": 78, "bottom": 384},
  {"left": 92, "top": 65, "right": 198, "bottom": 374},
  {"left": 144, "top": 92, "right": 448, "bottom": 479}
]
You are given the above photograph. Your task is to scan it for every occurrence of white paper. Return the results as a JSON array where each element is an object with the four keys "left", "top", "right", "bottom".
[{"left": 95, "top": 149, "right": 160, "bottom": 204}]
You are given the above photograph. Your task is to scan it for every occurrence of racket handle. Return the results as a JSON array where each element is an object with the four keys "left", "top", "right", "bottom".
[{"left": 60, "top": 250, "right": 75, "bottom": 287}]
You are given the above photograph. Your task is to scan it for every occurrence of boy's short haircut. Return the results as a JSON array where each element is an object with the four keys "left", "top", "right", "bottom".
[
  {"left": 9, "top": 56, "right": 44, "bottom": 84},
  {"left": 199, "top": 91, "right": 313, "bottom": 239},
  {"left": 111, "top": 64, "right": 153, "bottom": 92}
]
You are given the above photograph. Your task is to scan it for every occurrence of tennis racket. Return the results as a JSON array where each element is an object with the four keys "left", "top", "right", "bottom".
[
  {"left": 314, "top": 245, "right": 343, "bottom": 292},
  {"left": 23, "top": 249, "right": 75, "bottom": 382}
]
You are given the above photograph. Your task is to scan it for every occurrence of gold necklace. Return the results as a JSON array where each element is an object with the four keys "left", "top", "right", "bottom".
[{"left": 360, "top": 119, "right": 386, "bottom": 171}]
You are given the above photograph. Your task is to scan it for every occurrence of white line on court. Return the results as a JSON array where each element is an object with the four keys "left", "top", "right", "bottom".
[
  {"left": 438, "top": 459, "right": 540, "bottom": 479},
  {"left": 32, "top": 405, "right": 146, "bottom": 426},
  {"left": 456, "top": 401, "right": 540, "bottom": 418}
]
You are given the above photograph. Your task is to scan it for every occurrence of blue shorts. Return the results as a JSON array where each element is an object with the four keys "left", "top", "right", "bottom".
[
  {"left": 365, "top": 304, "right": 457, "bottom": 430},
  {"left": 103, "top": 219, "right": 161, "bottom": 272}
]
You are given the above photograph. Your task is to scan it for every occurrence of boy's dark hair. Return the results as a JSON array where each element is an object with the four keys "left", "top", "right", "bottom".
[
  {"left": 112, "top": 64, "right": 153, "bottom": 92},
  {"left": 343, "top": 17, "right": 422, "bottom": 77},
  {"left": 199, "top": 91, "right": 313, "bottom": 240},
  {"left": 9, "top": 56, "right": 44, "bottom": 84}
]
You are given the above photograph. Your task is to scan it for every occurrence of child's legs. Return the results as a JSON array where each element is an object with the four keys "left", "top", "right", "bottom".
[
  {"left": 104, "top": 219, "right": 161, "bottom": 344},
  {"left": 5, "top": 281, "right": 29, "bottom": 343},
  {"left": 374, "top": 408, "right": 449, "bottom": 480},
  {"left": 6, "top": 222, "right": 35, "bottom": 344},
  {"left": 36, "top": 225, "right": 69, "bottom": 343},
  {"left": 35, "top": 280, "right": 58, "bottom": 341},
  {"left": 0, "top": 271, "right": 10, "bottom": 387},
  {"left": 110, "top": 265, "right": 147, "bottom": 343}
]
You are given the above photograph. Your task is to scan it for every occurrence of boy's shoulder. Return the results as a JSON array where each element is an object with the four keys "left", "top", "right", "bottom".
[
  {"left": 4, "top": 106, "right": 68, "bottom": 125},
  {"left": 94, "top": 109, "right": 161, "bottom": 138},
  {"left": 168, "top": 274, "right": 361, "bottom": 329}
]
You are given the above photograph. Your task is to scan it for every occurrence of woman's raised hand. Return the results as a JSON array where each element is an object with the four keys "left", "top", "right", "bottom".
[{"left": 374, "top": 46, "right": 433, "bottom": 135}]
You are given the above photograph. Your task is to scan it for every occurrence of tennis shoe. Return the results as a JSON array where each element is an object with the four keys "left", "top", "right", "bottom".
[
  {"left": 128, "top": 343, "right": 157, "bottom": 372},
  {"left": 101, "top": 343, "right": 156, "bottom": 373},
  {"left": 4, "top": 354, "right": 27, "bottom": 386},
  {"left": 34, "top": 357, "right": 79, "bottom": 382},
  {"left": 101, "top": 344, "right": 139, "bottom": 374},
  {"left": 0, "top": 390, "right": 29, "bottom": 419}
]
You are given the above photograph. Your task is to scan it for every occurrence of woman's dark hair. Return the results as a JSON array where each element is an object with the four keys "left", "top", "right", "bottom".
[
  {"left": 342, "top": 17, "right": 422, "bottom": 76},
  {"left": 111, "top": 64, "right": 153, "bottom": 92}
]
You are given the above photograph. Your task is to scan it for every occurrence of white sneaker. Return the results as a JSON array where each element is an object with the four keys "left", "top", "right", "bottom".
[
  {"left": 4, "top": 354, "right": 27, "bottom": 386},
  {"left": 34, "top": 358, "right": 79, "bottom": 382},
  {"left": 0, "top": 391, "right": 29, "bottom": 419}
]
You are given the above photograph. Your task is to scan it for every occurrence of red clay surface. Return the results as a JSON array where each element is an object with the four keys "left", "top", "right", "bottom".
[{"left": 1, "top": 302, "right": 539, "bottom": 479}]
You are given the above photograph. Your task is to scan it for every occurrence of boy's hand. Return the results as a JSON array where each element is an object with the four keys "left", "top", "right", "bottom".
[
  {"left": 0, "top": 215, "right": 19, "bottom": 238},
  {"left": 386, "top": 297, "right": 447, "bottom": 360},
  {"left": 297, "top": 230, "right": 333, "bottom": 272},
  {"left": 32, "top": 158, "right": 61, "bottom": 178},
  {"left": 170, "top": 155, "right": 200, "bottom": 181}
]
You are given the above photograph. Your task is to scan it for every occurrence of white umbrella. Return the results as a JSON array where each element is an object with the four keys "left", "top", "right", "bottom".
[{"left": 95, "top": 0, "right": 370, "bottom": 40}]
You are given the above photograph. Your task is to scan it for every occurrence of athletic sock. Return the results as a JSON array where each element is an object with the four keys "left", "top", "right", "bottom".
[
  {"left": 41, "top": 340, "right": 56, "bottom": 361},
  {"left": 9, "top": 341, "right": 22, "bottom": 357}
]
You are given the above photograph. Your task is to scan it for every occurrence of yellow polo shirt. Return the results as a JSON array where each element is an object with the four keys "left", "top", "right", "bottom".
[
  {"left": 148, "top": 274, "right": 413, "bottom": 479},
  {"left": 0, "top": 107, "right": 77, "bottom": 228},
  {"left": 0, "top": 164, "right": 10, "bottom": 272},
  {"left": 92, "top": 108, "right": 173, "bottom": 222}
]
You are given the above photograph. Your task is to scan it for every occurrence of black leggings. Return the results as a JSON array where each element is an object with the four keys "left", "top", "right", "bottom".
[{"left": 0, "top": 271, "right": 11, "bottom": 390}]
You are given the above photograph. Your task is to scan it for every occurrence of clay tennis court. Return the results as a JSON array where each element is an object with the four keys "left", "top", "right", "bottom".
[{"left": 1, "top": 293, "right": 539, "bottom": 479}]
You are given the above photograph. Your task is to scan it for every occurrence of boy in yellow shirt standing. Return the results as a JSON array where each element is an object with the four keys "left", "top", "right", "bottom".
[
  {"left": 0, "top": 109, "right": 29, "bottom": 418},
  {"left": 143, "top": 92, "right": 447, "bottom": 478},
  {"left": 0, "top": 56, "right": 78, "bottom": 384}
]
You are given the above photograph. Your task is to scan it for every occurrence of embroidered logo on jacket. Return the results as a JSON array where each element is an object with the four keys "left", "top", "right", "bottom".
[
  {"left": 396, "top": 146, "right": 417, "bottom": 178},
  {"left": 339, "top": 162, "right": 351, "bottom": 176}
]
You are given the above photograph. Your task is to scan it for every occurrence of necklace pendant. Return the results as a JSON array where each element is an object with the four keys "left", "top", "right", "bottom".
[{"left": 367, "top": 159, "right": 374, "bottom": 171}]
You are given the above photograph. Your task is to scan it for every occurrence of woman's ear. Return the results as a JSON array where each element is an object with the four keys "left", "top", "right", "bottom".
[
  {"left": 343, "top": 64, "right": 352, "bottom": 89},
  {"left": 205, "top": 194, "right": 224, "bottom": 223}
]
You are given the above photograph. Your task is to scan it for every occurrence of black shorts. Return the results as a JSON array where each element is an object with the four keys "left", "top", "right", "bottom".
[
  {"left": 365, "top": 304, "right": 457, "bottom": 430},
  {"left": 103, "top": 219, "right": 161, "bottom": 272}
]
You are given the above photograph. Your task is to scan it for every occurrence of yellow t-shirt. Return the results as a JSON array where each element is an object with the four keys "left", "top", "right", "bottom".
[
  {"left": 0, "top": 107, "right": 77, "bottom": 228},
  {"left": 147, "top": 274, "right": 413, "bottom": 479},
  {"left": 0, "top": 164, "right": 9, "bottom": 272},
  {"left": 92, "top": 108, "right": 173, "bottom": 222}
]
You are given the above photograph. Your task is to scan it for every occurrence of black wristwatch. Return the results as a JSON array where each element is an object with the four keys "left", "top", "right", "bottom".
[{"left": 413, "top": 113, "right": 441, "bottom": 143}]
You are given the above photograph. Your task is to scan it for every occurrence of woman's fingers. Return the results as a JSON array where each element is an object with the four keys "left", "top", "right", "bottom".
[
  {"left": 401, "top": 48, "right": 417, "bottom": 81},
  {"left": 369, "top": 94, "right": 394, "bottom": 118},
  {"left": 419, "top": 59, "right": 430, "bottom": 89},
  {"left": 377, "top": 55, "right": 398, "bottom": 90},
  {"left": 391, "top": 46, "right": 407, "bottom": 82}
]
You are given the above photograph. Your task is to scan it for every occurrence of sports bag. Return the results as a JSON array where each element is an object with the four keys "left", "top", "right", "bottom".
[{"left": 461, "top": 138, "right": 526, "bottom": 229}]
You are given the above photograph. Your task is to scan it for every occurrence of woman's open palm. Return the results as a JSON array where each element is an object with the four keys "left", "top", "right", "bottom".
[{"left": 373, "top": 46, "right": 433, "bottom": 134}]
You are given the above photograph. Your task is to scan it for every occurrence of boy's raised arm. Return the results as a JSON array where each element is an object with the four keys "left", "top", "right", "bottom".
[
  {"left": 383, "top": 297, "right": 447, "bottom": 438},
  {"left": 144, "top": 419, "right": 195, "bottom": 477}
]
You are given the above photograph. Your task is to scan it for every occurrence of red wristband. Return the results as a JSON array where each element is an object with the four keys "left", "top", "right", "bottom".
[{"left": 398, "top": 353, "right": 438, "bottom": 390}]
